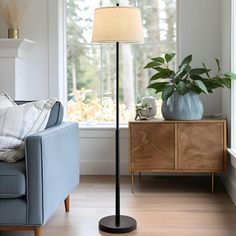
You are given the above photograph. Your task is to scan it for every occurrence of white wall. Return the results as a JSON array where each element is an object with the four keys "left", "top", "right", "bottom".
[
  {"left": 0, "top": 0, "right": 49, "bottom": 100},
  {"left": 21, "top": 0, "right": 49, "bottom": 99},
  {"left": 178, "top": 0, "right": 223, "bottom": 116},
  {"left": 221, "top": 0, "right": 231, "bottom": 139},
  {"left": 0, "top": 0, "right": 229, "bottom": 175},
  {"left": 80, "top": 128, "right": 129, "bottom": 175}
]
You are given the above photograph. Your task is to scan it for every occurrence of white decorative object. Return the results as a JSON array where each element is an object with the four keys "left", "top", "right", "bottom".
[
  {"left": 135, "top": 104, "right": 152, "bottom": 120},
  {"left": 141, "top": 96, "right": 157, "bottom": 119},
  {"left": 0, "top": 97, "right": 56, "bottom": 163},
  {"left": 0, "top": 39, "right": 36, "bottom": 100}
]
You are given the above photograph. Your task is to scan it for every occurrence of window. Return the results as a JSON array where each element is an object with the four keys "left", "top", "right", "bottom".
[{"left": 66, "top": 0, "right": 176, "bottom": 125}]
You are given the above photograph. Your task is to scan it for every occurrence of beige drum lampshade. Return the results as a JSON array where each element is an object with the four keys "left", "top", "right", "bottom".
[{"left": 92, "top": 6, "right": 144, "bottom": 43}]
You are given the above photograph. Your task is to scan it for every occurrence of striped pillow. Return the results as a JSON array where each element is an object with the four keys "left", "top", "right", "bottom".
[{"left": 0, "top": 98, "right": 57, "bottom": 162}]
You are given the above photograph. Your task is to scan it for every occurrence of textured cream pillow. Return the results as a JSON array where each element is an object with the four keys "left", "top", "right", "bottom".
[
  {"left": 0, "top": 91, "right": 16, "bottom": 109},
  {"left": 0, "top": 98, "right": 57, "bottom": 162}
]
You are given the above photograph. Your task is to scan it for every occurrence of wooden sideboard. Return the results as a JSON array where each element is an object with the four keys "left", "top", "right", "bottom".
[{"left": 129, "top": 120, "right": 227, "bottom": 193}]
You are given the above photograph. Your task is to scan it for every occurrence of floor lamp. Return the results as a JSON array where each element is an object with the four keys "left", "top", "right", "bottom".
[{"left": 92, "top": 3, "right": 144, "bottom": 234}]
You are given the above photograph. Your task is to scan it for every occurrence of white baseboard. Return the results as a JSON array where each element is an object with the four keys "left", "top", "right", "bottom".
[
  {"left": 221, "top": 154, "right": 236, "bottom": 205},
  {"left": 80, "top": 160, "right": 210, "bottom": 176},
  {"left": 80, "top": 160, "right": 130, "bottom": 175},
  {"left": 222, "top": 174, "right": 236, "bottom": 205}
]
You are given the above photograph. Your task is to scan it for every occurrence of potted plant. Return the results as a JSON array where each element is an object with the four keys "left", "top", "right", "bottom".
[{"left": 144, "top": 53, "right": 236, "bottom": 120}]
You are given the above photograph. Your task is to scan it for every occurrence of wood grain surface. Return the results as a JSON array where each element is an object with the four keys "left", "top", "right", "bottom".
[
  {"left": 1, "top": 176, "right": 236, "bottom": 236},
  {"left": 129, "top": 123, "right": 175, "bottom": 171},
  {"left": 129, "top": 120, "right": 226, "bottom": 173},
  {"left": 177, "top": 123, "right": 224, "bottom": 170}
]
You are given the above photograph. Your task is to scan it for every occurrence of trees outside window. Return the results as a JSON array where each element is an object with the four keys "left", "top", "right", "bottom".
[{"left": 67, "top": 0, "right": 176, "bottom": 125}]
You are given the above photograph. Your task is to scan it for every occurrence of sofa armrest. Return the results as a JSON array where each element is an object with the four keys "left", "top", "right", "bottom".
[{"left": 25, "top": 122, "right": 79, "bottom": 225}]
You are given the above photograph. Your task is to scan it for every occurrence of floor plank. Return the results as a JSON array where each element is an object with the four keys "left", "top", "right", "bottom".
[{"left": 1, "top": 175, "right": 236, "bottom": 236}]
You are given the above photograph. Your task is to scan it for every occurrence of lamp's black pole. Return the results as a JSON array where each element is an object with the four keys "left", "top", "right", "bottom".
[
  {"left": 115, "top": 4, "right": 121, "bottom": 225},
  {"left": 98, "top": 2, "right": 137, "bottom": 234},
  {"left": 115, "top": 39, "right": 120, "bottom": 226}
]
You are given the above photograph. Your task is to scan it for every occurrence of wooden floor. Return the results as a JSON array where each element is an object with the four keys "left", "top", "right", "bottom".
[{"left": 2, "top": 175, "right": 236, "bottom": 236}]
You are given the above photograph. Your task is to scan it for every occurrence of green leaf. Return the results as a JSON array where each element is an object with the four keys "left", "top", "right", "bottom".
[
  {"left": 176, "top": 81, "right": 188, "bottom": 95},
  {"left": 153, "top": 66, "right": 164, "bottom": 71},
  {"left": 174, "top": 65, "right": 191, "bottom": 80},
  {"left": 221, "top": 78, "right": 231, "bottom": 88},
  {"left": 215, "top": 58, "right": 221, "bottom": 72},
  {"left": 190, "top": 68, "right": 210, "bottom": 75},
  {"left": 190, "top": 74, "right": 203, "bottom": 80},
  {"left": 147, "top": 82, "right": 169, "bottom": 93},
  {"left": 144, "top": 61, "right": 162, "bottom": 69},
  {"left": 206, "top": 79, "right": 224, "bottom": 89},
  {"left": 190, "top": 85, "right": 203, "bottom": 94},
  {"left": 176, "top": 56, "right": 192, "bottom": 81},
  {"left": 179, "top": 55, "right": 192, "bottom": 68},
  {"left": 202, "top": 63, "right": 211, "bottom": 79},
  {"left": 150, "top": 70, "right": 170, "bottom": 81},
  {"left": 212, "top": 76, "right": 231, "bottom": 88},
  {"left": 162, "top": 86, "right": 174, "bottom": 101},
  {"left": 151, "top": 57, "right": 165, "bottom": 64},
  {"left": 224, "top": 72, "right": 236, "bottom": 80},
  {"left": 165, "top": 53, "right": 176, "bottom": 63},
  {"left": 194, "top": 80, "right": 208, "bottom": 94},
  {"left": 184, "top": 80, "right": 192, "bottom": 88},
  {"left": 198, "top": 79, "right": 213, "bottom": 93},
  {"left": 153, "top": 67, "right": 172, "bottom": 73}
]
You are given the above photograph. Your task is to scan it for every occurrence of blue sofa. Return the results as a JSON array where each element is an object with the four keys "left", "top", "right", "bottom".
[{"left": 0, "top": 101, "right": 80, "bottom": 236}]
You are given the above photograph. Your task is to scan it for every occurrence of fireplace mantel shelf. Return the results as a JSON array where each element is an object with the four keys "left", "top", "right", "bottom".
[{"left": 0, "top": 39, "right": 36, "bottom": 58}]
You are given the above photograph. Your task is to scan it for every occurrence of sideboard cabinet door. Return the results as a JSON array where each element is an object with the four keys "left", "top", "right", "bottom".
[
  {"left": 177, "top": 123, "right": 224, "bottom": 171},
  {"left": 129, "top": 123, "right": 175, "bottom": 171}
]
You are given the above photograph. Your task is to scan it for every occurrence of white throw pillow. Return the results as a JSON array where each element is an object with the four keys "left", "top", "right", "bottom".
[
  {"left": 0, "top": 98, "right": 57, "bottom": 163},
  {"left": 0, "top": 91, "right": 16, "bottom": 109}
]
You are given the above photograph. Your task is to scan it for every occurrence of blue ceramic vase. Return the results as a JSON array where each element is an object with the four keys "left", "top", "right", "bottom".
[{"left": 161, "top": 91, "right": 204, "bottom": 120}]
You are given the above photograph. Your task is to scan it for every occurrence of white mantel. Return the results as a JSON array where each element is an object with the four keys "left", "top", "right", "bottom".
[{"left": 0, "top": 39, "right": 36, "bottom": 99}]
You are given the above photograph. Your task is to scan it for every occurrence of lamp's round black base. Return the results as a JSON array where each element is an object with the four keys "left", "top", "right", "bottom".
[{"left": 99, "top": 215, "right": 137, "bottom": 234}]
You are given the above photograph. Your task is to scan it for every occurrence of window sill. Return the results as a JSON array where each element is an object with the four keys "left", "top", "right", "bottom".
[
  {"left": 79, "top": 124, "right": 129, "bottom": 138},
  {"left": 79, "top": 125, "right": 128, "bottom": 130},
  {"left": 78, "top": 121, "right": 128, "bottom": 129}
]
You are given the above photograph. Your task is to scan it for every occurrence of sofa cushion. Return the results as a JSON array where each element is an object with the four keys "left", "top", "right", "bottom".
[
  {"left": 0, "top": 198, "right": 27, "bottom": 224},
  {"left": 0, "top": 91, "right": 16, "bottom": 109},
  {"left": 46, "top": 101, "right": 64, "bottom": 128},
  {"left": 0, "top": 98, "right": 56, "bottom": 163},
  {"left": 0, "top": 160, "right": 26, "bottom": 198},
  {"left": 15, "top": 101, "right": 64, "bottom": 129}
]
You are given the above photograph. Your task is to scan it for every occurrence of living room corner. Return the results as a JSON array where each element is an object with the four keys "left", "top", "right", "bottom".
[{"left": 1, "top": 0, "right": 236, "bottom": 235}]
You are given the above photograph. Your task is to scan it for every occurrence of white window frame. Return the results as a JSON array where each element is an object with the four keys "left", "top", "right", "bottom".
[
  {"left": 231, "top": 0, "right": 236, "bottom": 151},
  {"left": 48, "top": 0, "right": 67, "bottom": 114}
]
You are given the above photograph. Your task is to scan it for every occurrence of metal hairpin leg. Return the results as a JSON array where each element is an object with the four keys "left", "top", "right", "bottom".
[
  {"left": 139, "top": 172, "right": 141, "bottom": 182},
  {"left": 131, "top": 172, "right": 134, "bottom": 194},
  {"left": 211, "top": 172, "right": 214, "bottom": 194}
]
